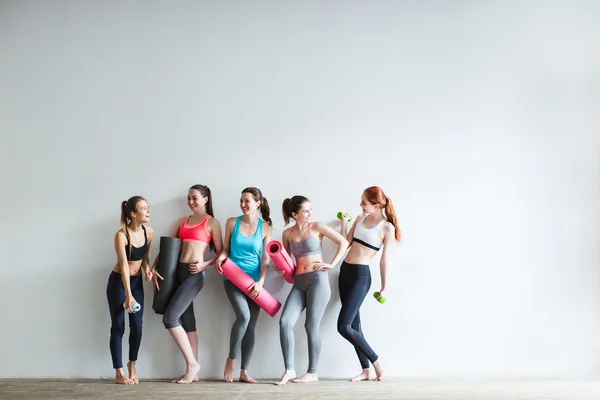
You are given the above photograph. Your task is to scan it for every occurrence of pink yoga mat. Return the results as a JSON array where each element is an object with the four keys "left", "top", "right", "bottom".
[
  {"left": 266, "top": 240, "right": 296, "bottom": 284},
  {"left": 221, "top": 258, "right": 282, "bottom": 317}
]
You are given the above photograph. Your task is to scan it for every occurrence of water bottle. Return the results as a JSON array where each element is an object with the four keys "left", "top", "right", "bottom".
[{"left": 124, "top": 301, "right": 142, "bottom": 314}]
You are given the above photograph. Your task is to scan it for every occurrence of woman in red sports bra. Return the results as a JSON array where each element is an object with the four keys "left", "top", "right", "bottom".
[{"left": 151, "top": 184, "right": 223, "bottom": 384}]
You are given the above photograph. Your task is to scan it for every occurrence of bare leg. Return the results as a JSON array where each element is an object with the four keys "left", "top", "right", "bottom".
[
  {"left": 275, "top": 370, "right": 296, "bottom": 385},
  {"left": 372, "top": 359, "right": 384, "bottom": 381},
  {"left": 239, "top": 369, "right": 256, "bottom": 383},
  {"left": 224, "top": 358, "right": 235, "bottom": 383},
  {"left": 167, "top": 327, "right": 200, "bottom": 384},
  {"left": 171, "top": 332, "right": 200, "bottom": 383},
  {"left": 127, "top": 361, "right": 139, "bottom": 384},
  {"left": 350, "top": 368, "right": 372, "bottom": 382},
  {"left": 115, "top": 368, "right": 134, "bottom": 385}
]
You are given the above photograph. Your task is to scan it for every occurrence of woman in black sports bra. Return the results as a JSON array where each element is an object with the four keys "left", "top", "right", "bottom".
[{"left": 106, "top": 196, "right": 153, "bottom": 385}]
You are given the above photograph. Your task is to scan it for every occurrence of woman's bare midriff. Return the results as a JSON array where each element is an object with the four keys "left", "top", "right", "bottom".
[
  {"left": 179, "top": 241, "right": 209, "bottom": 264},
  {"left": 344, "top": 244, "right": 377, "bottom": 266},
  {"left": 112, "top": 261, "right": 143, "bottom": 276},
  {"left": 295, "top": 254, "right": 325, "bottom": 275}
]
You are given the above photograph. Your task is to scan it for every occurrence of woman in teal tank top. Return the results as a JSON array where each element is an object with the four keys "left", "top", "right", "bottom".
[{"left": 216, "top": 187, "right": 273, "bottom": 384}]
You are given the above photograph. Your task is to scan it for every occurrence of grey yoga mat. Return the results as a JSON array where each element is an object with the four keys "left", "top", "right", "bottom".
[{"left": 152, "top": 236, "right": 181, "bottom": 315}]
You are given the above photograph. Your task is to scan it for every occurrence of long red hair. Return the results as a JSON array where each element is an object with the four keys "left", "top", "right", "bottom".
[{"left": 363, "top": 186, "right": 401, "bottom": 242}]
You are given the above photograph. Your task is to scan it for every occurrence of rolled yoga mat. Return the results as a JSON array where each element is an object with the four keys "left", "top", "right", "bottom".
[
  {"left": 266, "top": 240, "right": 296, "bottom": 284},
  {"left": 222, "top": 258, "right": 282, "bottom": 317},
  {"left": 152, "top": 236, "right": 181, "bottom": 315}
]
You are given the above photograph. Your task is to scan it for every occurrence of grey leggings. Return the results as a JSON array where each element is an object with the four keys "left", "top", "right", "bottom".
[
  {"left": 162, "top": 263, "right": 205, "bottom": 332},
  {"left": 224, "top": 279, "right": 261, "bottom": 370},
  {"left": 279, "top": 270, "right": 331, "bottom": 373}
]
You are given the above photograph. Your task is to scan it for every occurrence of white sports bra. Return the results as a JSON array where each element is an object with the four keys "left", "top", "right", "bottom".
[{"left": 352, "top": 215, "right": 385, "bottom": 251}]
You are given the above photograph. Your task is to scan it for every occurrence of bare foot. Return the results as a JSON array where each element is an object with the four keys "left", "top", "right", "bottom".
[
  {"left": 372, "top": 360, "right": 384, "bottom": 381},
  {"left": 275, "top": 370, "right": 296, "bottom": 385},
  {"left": 292, "top": 372, "right": 318, "bottom": 383},
  {"left": 224, "top": 358, "right": 235, "bottom": 383},
  {"left": 350, "top": 368, "right": 371, "bottom": 382},
  {"left": 115, "top": 368, "right": 135, "bottom": 385},
  {"left": 239, "top": 369, "right": 256, "bottom": 383},
  {"left": 170, "top": 374, "right": 200, "bottom": 383},
  {"left": 175, "top": 363, "right": 200, "bottom": 384},
  {"left": 127, "top": 361, "right": 139, "bottom": 384}
]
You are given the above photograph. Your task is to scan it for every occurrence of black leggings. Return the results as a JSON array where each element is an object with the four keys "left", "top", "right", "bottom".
[
  {"left": 337, "top": 261, "right": 378, "bottom": 369},
  {"left": 106, "top": 271, "right": 144, "bottom": 369}
]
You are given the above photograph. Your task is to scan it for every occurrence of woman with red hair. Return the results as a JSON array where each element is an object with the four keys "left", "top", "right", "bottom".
[{"left": 338, "top": 186, "right": 401, "bottom": 382}]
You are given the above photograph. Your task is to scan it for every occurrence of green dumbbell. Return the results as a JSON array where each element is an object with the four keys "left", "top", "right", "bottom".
[
  {"left": 337, "top": 212, "right": 352, "bottom": 222},
  {"left": 373, "top": 291, "right": 386, "bottom": 304}
]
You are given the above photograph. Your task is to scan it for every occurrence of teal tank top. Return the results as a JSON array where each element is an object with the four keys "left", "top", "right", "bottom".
[{"left": 226, "top": 216, "right": 263, "bottom": 282}]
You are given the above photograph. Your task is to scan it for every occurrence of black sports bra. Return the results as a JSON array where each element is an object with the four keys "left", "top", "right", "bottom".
[{"left": 125, "top": 226, "right": 148, "bottom": 262}]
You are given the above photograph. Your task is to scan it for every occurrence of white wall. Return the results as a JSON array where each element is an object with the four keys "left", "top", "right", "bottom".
[{"left": 1, "top": 0, "right": 599, "bottom": 379}]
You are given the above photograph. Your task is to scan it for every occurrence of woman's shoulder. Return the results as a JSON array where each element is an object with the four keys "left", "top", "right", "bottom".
[{"left": 114, "top": 229, "right": 127, "bottom": 243}]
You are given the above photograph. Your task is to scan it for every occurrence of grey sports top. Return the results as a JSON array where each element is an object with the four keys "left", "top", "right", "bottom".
[{"left": 290, "top": 223, "right": 322, "bottom": 259}]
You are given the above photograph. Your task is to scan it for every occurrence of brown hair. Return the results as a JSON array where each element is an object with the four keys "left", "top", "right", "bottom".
[
  {"left": 189, "top": 184, "right": 215, "bottom": 251},
  {"left": 120, "top": 196, "right": 147, "bottom": 257},
  {"left": 242, "top": 187, "right": 273, "bottom": 226},
  {"left": 282, "top": 195, "right": 309, "bottom": 225}
]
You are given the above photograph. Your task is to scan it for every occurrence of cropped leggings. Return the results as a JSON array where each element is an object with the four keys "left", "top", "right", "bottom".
[{"left": 162, "top": 263, "right": 206, "bottom": 332}]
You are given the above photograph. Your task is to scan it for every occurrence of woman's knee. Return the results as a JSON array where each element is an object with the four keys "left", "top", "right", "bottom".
[
  {"left": 305, "top": 319, "right": 320, "bottom": 336},
  {"left": 130, "top": 315, "right": 144, "bottom": 331},
  {"left": 238, "top": 314, "right": 252, "bottom": 331},
  {"left": 162, "top": 312, "right": 178, "bottom": 329},
  {"left": 337, "top": 320, "right": 352, "bottom": 338},
  {"left": 110, "top": 324, "right": 125, "bottom": 338},
  {"left": 279, "top": 315, "right": 295, "bottom": 332}
]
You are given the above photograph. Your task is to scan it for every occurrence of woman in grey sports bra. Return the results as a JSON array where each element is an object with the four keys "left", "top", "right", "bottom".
[{"left": 275, "top": 195, "right": 349, "bottom": 385}]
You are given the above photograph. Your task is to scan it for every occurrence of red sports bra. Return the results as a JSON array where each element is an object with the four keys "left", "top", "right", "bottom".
[{"left": 178, "top": 215, "right": 212, "bottom": 244}]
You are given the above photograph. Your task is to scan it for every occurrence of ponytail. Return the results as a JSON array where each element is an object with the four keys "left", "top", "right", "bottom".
[
  {"left": 120, "top": 201, "right": 131, "bottom": 256},
  {"left": 282, "top": 198, "right": 292, "bottom": 225},
  {"left": 383, "top": 196, "right": 401, "bottom": 242},
  {"left": 205, "top": 186, "right": 215, "bottom": 251},
  {"left": 120, "top": 199, "right": 136, "bottom": 259},
  {"left": 260, "top": 196, "right": 273, "bottom": 226},
  {"left": 205, "top": 186, "right": 214, "bottom": 218}
]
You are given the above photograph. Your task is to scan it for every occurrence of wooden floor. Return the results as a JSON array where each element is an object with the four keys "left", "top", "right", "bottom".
[{"left": 2, "top": 378, "right": 600, "bottom": 399}]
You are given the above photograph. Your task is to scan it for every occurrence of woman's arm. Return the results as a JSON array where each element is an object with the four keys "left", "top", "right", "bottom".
[
  {"left": 313, "top": 222, "right": 349, "bottom": 269},
  {"left": 341, "top": 214, "right": 363, "bottom": 246},
  {"left": 258, "top": 223, "right": 273, "bottom": 283},
  {"left": 151, "top": 218, "right": 184, "bottom": 290},
  {"left": 377, "top": 223, "right": 396, "bottom": 299},
  {"left": 204, "top": 218, "right": 224, "bottom": 268},
  {"left": 215, "top": 217, "right": 235, "bottom": 273},
  {"left": 142, "top": 226, "right": 154, "bottom": 281},
  {"left": 248, "top": 223, "right": 273, "bottom": 299},
  {"left": 114, "top": 231, "right": 134, "bottom": 307},
  {"left": 151, "top": 218, "right": 184, "bottom": 272}
]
